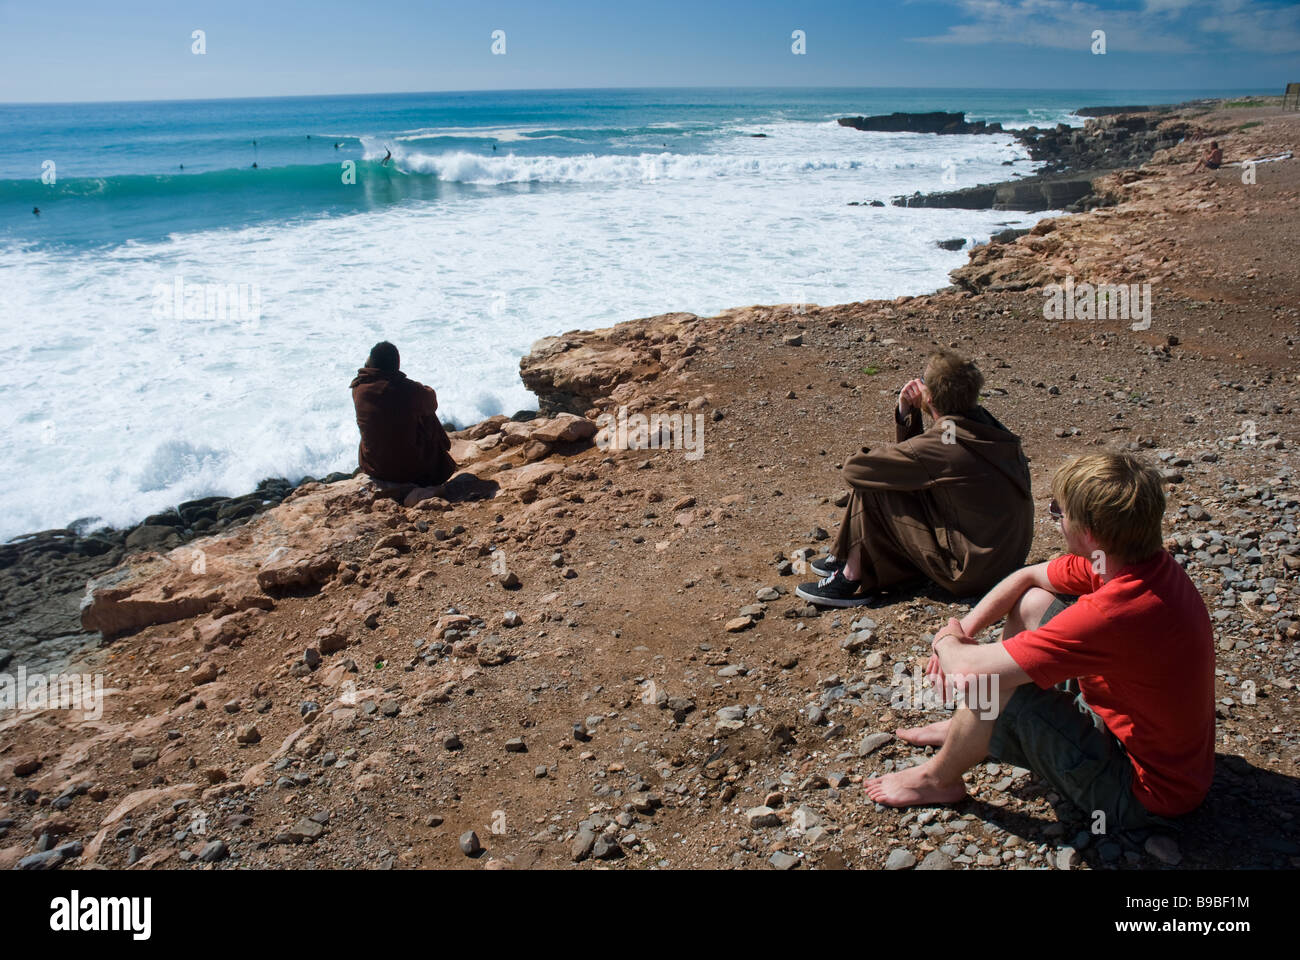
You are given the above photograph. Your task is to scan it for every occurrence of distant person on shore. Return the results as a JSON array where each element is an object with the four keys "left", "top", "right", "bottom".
[
  {"left": 864, "top": 453, "right": 1214, "bottom": 847},
  {"left": 796, "top": 349, "right": 1033, "bottom": 607},
  {"left": 1194, "top": 141, "right": 1222, "bottom": 171},
  {"left": 351, "top": 341, "right": 457, "bottom": 487}
]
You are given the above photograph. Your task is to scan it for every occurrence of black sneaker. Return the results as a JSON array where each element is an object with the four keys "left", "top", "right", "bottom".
[
  {"left": 795, "top": 569, "right": 871, "bottom": 607},
  {"left": 809, "top": 554, "right": 843, "bottom": 578}
]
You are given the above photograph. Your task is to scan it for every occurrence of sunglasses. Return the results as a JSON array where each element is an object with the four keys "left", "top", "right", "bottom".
[{"left": 1048, "top": 498, "right": 1063, "bottom": 521}]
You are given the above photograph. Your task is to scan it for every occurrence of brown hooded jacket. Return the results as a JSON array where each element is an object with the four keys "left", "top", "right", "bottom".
[
  {"left": 350, "top": 367, "right": 457, "bottom": 486},
  {"left": 831, "top": 405, "right": 1033, "bottom": 597}
]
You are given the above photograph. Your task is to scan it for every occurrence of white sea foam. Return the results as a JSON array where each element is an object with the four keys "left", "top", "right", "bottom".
[
  {"left": 0, "top": 120, "right": 1049, "bottom": 539},
  {"left": 393, "top": 125, "right": 572, "bottom": 143}
]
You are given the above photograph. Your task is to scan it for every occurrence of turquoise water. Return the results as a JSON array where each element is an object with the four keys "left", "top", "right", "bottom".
[{"left": 0, "top": 87, "right": 1251, "bottom": 247}]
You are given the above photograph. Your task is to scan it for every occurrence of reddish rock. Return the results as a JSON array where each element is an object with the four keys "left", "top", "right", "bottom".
[
  {"left": 315, "top": 627, "right": 350, "bottom": 655},
  {"left": 520, "top": 440, "right": 552, "bottom": 462},
  {"left": 434, "top": 614, "right": 472, "bottom": 638},
  {"left": 12, "top": 756, "right": 41, "bottom": 777},
  {"left": 256, "top": 550, "right": 339, "bottom": 592},
  {"left": 190, "top": 662, "right": 219, "bottom": 686},
  {"left": 529, "top": 414, "right": 598, "bottom": 445}
]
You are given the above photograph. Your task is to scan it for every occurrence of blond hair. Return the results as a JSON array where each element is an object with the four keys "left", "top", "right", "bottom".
[
  {"left": 924, "top": 350, "right": 983, "bottom": 415},
  {"left": 1052, "top": 453, "right": 1165, "bottom": 562}
]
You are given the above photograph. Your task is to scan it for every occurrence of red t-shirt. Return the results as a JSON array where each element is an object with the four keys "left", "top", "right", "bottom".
[{"left": 1002, "top": 551, "right": 1216, "bottom": 817}]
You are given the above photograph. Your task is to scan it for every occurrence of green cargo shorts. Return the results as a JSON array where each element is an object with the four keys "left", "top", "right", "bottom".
[{"left": 988, "top": 595, "right": 1177, "bottom": 843}]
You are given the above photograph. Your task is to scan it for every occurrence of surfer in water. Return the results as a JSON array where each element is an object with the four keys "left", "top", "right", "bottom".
[
  {"left": 33, "top": 207, "right": 40, "bottom": 217},
  {"left": 382, "top": 148, "right": 392, "bottom": 166}
]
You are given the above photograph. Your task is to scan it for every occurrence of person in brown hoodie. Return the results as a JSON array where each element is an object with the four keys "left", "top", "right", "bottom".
[
  {"left": 796, "top": 349, "right": 1033, "bottom": 607},
  {"left": 350, "top": 341, "right": 457, "bottom": 486}
]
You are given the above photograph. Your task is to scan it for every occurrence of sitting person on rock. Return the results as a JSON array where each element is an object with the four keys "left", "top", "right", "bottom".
[
  {"left": 865, "top": 453, "right": 1215, "bottom": 847},
  {"left": 796, "top": 349, "right": 1032, "bottom": 607},
  {"left": 350, "top": 341, "right": 457, "bottom": 486},
  {"left": 1194, "top": 141, "right": 1223, "bottom": 171}
]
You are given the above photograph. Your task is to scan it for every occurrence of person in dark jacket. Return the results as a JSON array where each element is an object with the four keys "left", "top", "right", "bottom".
[
  {"left": 797, "top": 349, "right": 1033, "bottom": 607},
  {"left": 350, "top": 341, "right": 457, "bottom": 486}
]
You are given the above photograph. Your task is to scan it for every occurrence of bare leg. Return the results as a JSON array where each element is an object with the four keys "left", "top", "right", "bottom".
[
  {"left": 842, "top": 544, "right": 866, "bottom": 582},
  {"left": 873, "top": 587, "right": 1056, "bottom": 805},
  {"left": 866, "top": 686, "right": 1012, "bottom": 806},
  {"left": 896, "top": 719, "right": 951, "bottom": 746}
]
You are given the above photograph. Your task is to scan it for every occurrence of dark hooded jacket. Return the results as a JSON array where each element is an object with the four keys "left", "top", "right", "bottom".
[
  {"left": 350, "top": 367, "right": 456, "bottom": 486},
  {"left": 832, "top": 404, "right": 1033, "bottom": 597}
]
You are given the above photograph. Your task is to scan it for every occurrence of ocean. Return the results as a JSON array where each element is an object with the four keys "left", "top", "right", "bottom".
[{"left": 0, "top": 86, "right": 1246, "bottom": 540}]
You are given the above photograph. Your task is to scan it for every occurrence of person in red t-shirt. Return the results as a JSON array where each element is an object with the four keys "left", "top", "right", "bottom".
[{"left": 865, "top": 452, "right": 1215, "bottom": 841}]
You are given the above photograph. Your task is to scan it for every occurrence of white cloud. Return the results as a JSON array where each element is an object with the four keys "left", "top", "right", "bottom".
[
  {"left": 911, "top": 0, "right": 1299, "bottom": 54},
  {"left": 1198, "top": 4, "right": 1300, "bottom": 55}
]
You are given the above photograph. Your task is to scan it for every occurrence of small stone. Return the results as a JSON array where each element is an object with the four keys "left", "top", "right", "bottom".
[
  {"left": 130, "top": 747, "right": 159, "bottom": 769},
  {"left": 17, "top": 850, "right": 64, "bottom": 870},
  {"left": 443, "top": 734, "right": 463, "bottom": 751},
  {"left": 12, "top": 756, "right": 41, "bottom": 777},
  {"left": 190, "top": 662, "right": 219, "bottom": 686},
  {"left": 592, "top": 836, "right": 623, "bottom": 860},
  {"left": 477, "top": 636, "right": 512, "bottom": 667},
  {"left": 459, "top": 830, "right": 482, "bottom": 856},
  {"left": 725, "top": 616, "right": 755, "bottom": 632},
  {"left": 746, "top": 806, "right": 781, "bottom": 828},
  {"left": 198, "top": 840, "right": 228, "bottom": 863},
  {"left": 769, "top": 851, "right": 799, "bottom": 870},
  {"left": 289, "top": 818, "right": 324, "bottom": 843},
  {"left": 499, "top": 571, "right": 521, "bottom": 590},
  {"left": 917, "top": 850, "right": 954, "bottom": 870},
  {"left": 885, "top": 848, "right": 916, "bottom": 870},
  {"left": 502, "top": 611, "right": 523, "bottom": 628},
  {"left": 755, "top": 587, "right": 780, "bottom": 601},
  {"left": 504, "top": 738, "right": 527, "bottom": 753},
  {"left": 571, "top": 828, "right": 597, "bottom": 862},
  {"left": 783, "top": 334, "right": 803, "bottom": 347},
  {"left": 859, "top": 732, "right": 892, "bottom": 756},
  {"left": 236, "top": 724, "right": 261, "bottom": 744},
  {"left": 1144, "top": 834, "right": 1182, "bottom": 866}
]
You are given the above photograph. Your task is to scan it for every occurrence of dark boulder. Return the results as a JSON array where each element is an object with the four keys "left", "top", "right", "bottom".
[{"left": 837, "top": 112, "right": 1003, "bottom": 135}]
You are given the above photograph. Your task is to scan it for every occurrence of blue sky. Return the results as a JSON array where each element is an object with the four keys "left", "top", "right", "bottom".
[{"left": 1, "top": 0, "right": 1296, "bottom": 102}]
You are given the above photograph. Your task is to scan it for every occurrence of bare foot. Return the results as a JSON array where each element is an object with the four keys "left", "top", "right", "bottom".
[
  {"left": 896, "top": 720, "right": 951, "bottom": 747},
  {"left": 865, "top": 760, "right": 967, "bottom": 807}
]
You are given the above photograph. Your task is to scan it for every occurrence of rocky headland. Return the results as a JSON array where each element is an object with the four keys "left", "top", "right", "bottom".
[
  {"left": 877, "top": 108, "right": 1199, "bottom": 212},
  {"left": 1, "top": 101, "right": 1298, "bottom": 872}
]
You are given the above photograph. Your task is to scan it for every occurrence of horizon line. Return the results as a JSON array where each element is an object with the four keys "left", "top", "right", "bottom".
[{"left": 0, "top": 82, "right": 1278, "bottom": 109}]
